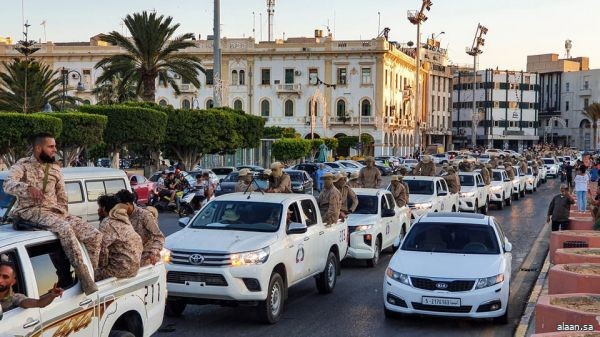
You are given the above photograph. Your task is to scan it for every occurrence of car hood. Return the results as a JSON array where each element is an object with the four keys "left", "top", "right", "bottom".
[
  {"left": 347, "top": 214, "right": 380, "bottom": 226},
  {"left": 391, "top": 250, "right": 505, "bottom": 279},
  {"left": 460, "top": 186, "right": 476, "bottom": 193},
  {"left": 409, "top": 194, "right": 434, "bottom": 204},
  {"left": 166, "top": 228, "right": 279, "bottom": 253}
]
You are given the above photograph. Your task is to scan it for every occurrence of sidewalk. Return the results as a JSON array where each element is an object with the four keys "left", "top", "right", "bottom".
[{"left": 514, "top": 253, "right": 551, "bottom": 337}]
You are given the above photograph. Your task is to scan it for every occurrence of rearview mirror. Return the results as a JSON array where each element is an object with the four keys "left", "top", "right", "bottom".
[
  {"left": 504, "top": 241, "right": 513, "bottom": 252},
  {"left": 288, "top": 222, "right": 307, "bottom": 234},
  {"left": 178, "top": 217, "right": 190, "bottom": 228}
]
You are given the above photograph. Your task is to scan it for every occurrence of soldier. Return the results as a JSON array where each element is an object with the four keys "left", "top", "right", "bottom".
[
  {"left": 0, "top": 260, "right": 64, "bottom": 311},
  {"left": 531, "top": 159, "right": 539, "bottom": 176},
  {"left": 317, "top": 173, "right": 342, "bottom": 226},
  {"left": 478, "top": 162, "right": 492, "bottom": 185},
  {"left": 334, "top": 173, "right": 358, "bottom": 217},
  {"left": 519, "top": 158, "right": 528, "bottom": 175},
  {"left": 235, "top": 168, "right": 255, "bottom": 192},
  {"left": 458, "top": 159, "right": 475, "bottom": 172},
  {"left": 95, "top": 195, "right": 143, "bottom": 281},
  {"left": 3, "top": 133, "right": 101, "bottom": 295},
  {"left": 359, "top": 157, "right": 382, "bottom": 188},
  {"left": 398, "top": 174, "right": 410, "bottom": 204},
  {"left": 347, "top": 171, "right": 361, "bottom": 188},
  {"left": 266, "top": 162, "right": 292, "bottom": 193},
  {"left": 443, "top": 167, "right": 461, "bottom": 194},
  {"left": 489, "top": 156, "right": 498, "bottom": 169},
  {"left": 390, "top": 175, "right": 408, "bottom": 207},
  {"left": 504, "top": 161, "right": 516, "bottom": 180},
  {"left": 413, "top": 155, "right": 436, "bottom": 176},
  {"left": 439, "top": 163, "right": 450, "bottom": 176},
  {"left": 115, "top": 190, "right": 165, "bottom": 266}
]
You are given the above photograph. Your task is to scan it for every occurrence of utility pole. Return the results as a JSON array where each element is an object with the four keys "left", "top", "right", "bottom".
[
  {"left": 407, "top": 0, "right": 432, "bottom": 156},
  {"left": 466, "top": 23, "right": 488, "bottom": 148},
  {"left": 213, "top": 0, "right": 222, "bottom": 107}
]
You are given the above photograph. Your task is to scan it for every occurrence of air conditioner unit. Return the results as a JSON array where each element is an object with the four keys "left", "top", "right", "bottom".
[
  {"left": 294, "top": 70, "right": 302, "bottom": 76},
  {"left": 274, "top": 80, "right": 281, "bottom": 84}
]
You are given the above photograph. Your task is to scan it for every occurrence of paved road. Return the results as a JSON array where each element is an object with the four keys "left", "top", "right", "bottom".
[{"left": 154, "top": 177, "right": 558, "bottom": 337}]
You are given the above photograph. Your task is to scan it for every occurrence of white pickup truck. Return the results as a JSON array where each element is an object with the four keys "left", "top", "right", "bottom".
[
  {"left": 458, "top": 172, "right": 490, "bottom": 214},
  {"left": 489, "top": 169, "right": 513, "bottom": 209},
  {"left": 0, "top": 226, "right": 166, "bottom": 337},
  {"left": 164, "top": 192, "right": 348, "bottom": 324},
  {"left": 346, "top": 188, "right": 411, "bottom": 267},
  {"left": 404, "top": 176, "right": 459, "bottom": 219}
]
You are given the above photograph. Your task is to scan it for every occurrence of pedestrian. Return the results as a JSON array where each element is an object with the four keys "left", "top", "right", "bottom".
[
  {"left": 95, "top": 196, "right": 143, "bottom": 281},
  {"left": 359, "top": 157, "right": 382, "bottom": 187},
  {"left": 315, "top": 164, "right": 327, "bottom": 192},
  {"left": 592, "top": 206, "right": 600, "bottom": 230},
  {"left": 574, "top": 165, "right": 590, "bottom": 212},
  {"left": 202, "top": 171, "right": 215, "bottom": 201},
  {"left": 547, "top": 184, "right": 576, "bottom": 231},
  {"left": 317, "top": 173, "right": 342, "bottom": 226},
  {"left": 266, "top": 162, "right": 292, "bottom": 193},
  {"left": 334, "top": 172, "right": 358, "bottom": 218},
  {"left": 3, "top": 133, "right": 101, "bottom": 295},
  {"left": 115, "top": 189, "right": 165, "bottom": 266},
  {"left": 390, "top": 175, "right": 408, "bottom": 207}
]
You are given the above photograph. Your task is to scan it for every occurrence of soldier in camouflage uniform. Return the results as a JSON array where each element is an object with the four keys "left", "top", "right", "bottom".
[
  {"left": 489, "top": 156, "right": 499, "bottom": 169},
  {"left": 3, "top": 133, "right": 101, "bottom": 295},
  {"left": 504, "top": 161, "right": 516, "bottom": 180},
  {"left": 95, "top": 196, "right": 143, "bottom": 281},
  {"left": 235, "top": 168, "right": 255, "bottom": 192},
  {"left": 390, "top": 175, "right": 408, "bottom": 207},
  {"left": 334, "top": 173, "right": 358, "bottom": 217},
  {"left": 413, "top": 155, "right": 436, "bottom": 176},
  {"left": 458, "top": 159, "right": 475, "bottom": 172},
  {"left": 347, "top": 171, "right": 361, "bottom": 188},
  {"left": 519, "top": 158, "right": 528, "bottom": 176},
  {"left": 266, "top": 162, "right": 292, "bottom": 193},
  {"left": 398, "top": 174, "right": 410, "bottom": 204},
  {"left": 359, "top": 157, "right": 382, "bottom": 188},
  {"left": 443, "top": 167, "right": 461, "bottom": 194},
  {"left": 116, "top": 190, "right": 165, "bottom": 266},
  {"left": 478, "top": 163, "right": 492, "bottom": 185},
  {"left": 317, "top": 173, "right": 342, "bottom": 225}
]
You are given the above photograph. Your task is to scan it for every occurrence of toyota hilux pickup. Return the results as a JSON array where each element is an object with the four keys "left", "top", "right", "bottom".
[
  {"left": 405, "top": 176, "right": 459, "bottom": 219},
  {"left": 164, "top": 192, "right": 348, "bottom": 324},
  {"left": 458, "top": 172, "right": 490, "bottom": 214}
]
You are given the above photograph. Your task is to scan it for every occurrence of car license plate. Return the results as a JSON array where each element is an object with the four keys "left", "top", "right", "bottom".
[{"left": 421, "top": 296, "right": 461, "bottom": 307}]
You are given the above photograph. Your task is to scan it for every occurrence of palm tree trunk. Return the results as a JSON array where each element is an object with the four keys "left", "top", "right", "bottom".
[{"left": 142, "top": 74, "right": 156, "bottom": 102}]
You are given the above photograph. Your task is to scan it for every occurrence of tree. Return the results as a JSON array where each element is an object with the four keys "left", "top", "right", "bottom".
[
  {"left": 95, "top": 11, "right": 205, "bottom": 102},
  {"left": 0, "top": 58, "right": 78, "bottom": 113},
  {"left": 263, "top": 126, "right": 297, "bottom": 139},
  {"left": 92, "top": 72, "right": 138, "bottom": 104},
  {"left": 79, "top": 105, "right": 167, "bottom": 168},
  {"left": 0, "top": 112, "right": 62, "bottom": 166},
  {"left": 271, "top": 138, "right": 312, "bottom": 165},
  {"left": 52, "top": 113, "right": 107, "bottom": 167},
  {"left": 584, "top": 103, "right": 600, "bottom": 150}
]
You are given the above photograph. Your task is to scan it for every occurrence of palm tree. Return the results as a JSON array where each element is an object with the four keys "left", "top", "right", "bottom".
[
  {"left": 92, "top": 72, "right": 138, "bottom": 105},
  {"left": 0, "top": 58, "right": 78, "bottom": 112},
  {"left": 94, "top": 11, "right": 204, "bottom": 102},
  {"left": 584, "top": 102, "right": 600, "bottom": 150}
]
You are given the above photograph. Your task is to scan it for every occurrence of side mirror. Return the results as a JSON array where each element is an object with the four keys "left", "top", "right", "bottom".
[
  {"left": 178, "top": 217, "right": 190, "bottom": 228},
  {"left": 437, "top": 191, "right": 448, "bottom": 196},
  {"left": 504, "top": 241, "right": 513, "bottom": 253},
  {"left": 504, "top": 179, "right": 511, "bottom": 182},
  {"left": 130, "top": 180, "right": 138, "bottom": 186},
  {"left": 477, "top": 183, "right": 485, "bottom": 187},
  {"left": 382, "top": 208, "right": 396, "bottom": 217},
  {"left": 519, "top": 174, "right": 525, "bottom": 177},
  {"left": 288, "top": 222, "right": 308, "bottom": 234},
  {"left": 219, "top": 178, "right": 224, "bottom": 183}
]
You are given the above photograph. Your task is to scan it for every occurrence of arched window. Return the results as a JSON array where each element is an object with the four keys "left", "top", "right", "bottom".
[
  {"left": 361, "top": 99, "right": 371, "bottom": 116},
  {"left": 239, "top": 70, "right": 245, "bottom": 85},
  {"left": 309, "top": 100, "right": 319, "bottom": 117},
  {"left": 182, "top": 99, "right": 191, "bottom": 109},
  {"left": 336, "top": 99, "right": 346, "bottom": 117},
  {"left": 261, "top": 99, "right": 270, "bottom": 117},
  {"left": 284, "top": 99, "right": 294, "bottom": 117},
  {"left": 234, "top": 99, "right": 243, "bottom": 111},
  {"left": 83, "top": 99, "right": 91, "bottom": 105},
  {"left": 159, "top": 99, "right": 167, "bottom": 106},
  {"left": 206, "top": 99, "right": 214, "bottom": 109},
  {"left": 231, "top": 70, "right": 238, "bottom": 85}
]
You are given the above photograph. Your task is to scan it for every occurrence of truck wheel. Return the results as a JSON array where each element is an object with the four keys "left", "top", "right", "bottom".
[
  {"left": 165, "top": 299, "right": 187, "bottom": 317},
  {"left": 498, "top": 194, "right": 505, "bottom": 210},
  {"left": 506, "top": 194, "right": 512, "bottom": 206},
  {"left": 520, "top": 188, "right": 525, "bottom": 197},
  {"left": 258, "top": 272, "right": 284, "bottom": 324},
  {"left": 178, "top": 204, "right": 194, "bottom": 218},
  {"left": 513, "top": 192, "right": 519, "bottom": 200},
  {"left": 109, "top": 331, "right": 135, "bottom": 337},
  {"left": 366, "top": 239, "right": 381, "bottom": 268},
  {"left": 473, "top": 200, "right": 479, "bottom": 213},
  {"left": 316, "top": 252, "right": 338, "bottom": 294},
  {"left": 481, "top": 200, "right": 489, "bottom": 214}
]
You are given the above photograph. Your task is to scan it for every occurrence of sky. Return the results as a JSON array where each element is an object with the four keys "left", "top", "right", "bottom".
[{"left": 2, "top": 0, "right": 599, "bottom": 70}]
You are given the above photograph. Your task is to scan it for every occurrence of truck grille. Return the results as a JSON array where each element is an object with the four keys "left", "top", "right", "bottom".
[
  {"left": 167, "top": 271, "right": 228, "bottom": 286},
  {"left": 410, "top": 277, "right": 475, "bottom": 292},
  {"left": 411, "top": 302, "right": 472, "bottom": 313},
  {"left": 170, "top": 250, "right": 231, "bottom": 267}
]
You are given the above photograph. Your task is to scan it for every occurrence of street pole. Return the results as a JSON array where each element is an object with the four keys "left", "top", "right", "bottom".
[
  {"left": 213, "top": 0, "right": 222, "bottom": 107},
  {"left": 414, "top": 21, "right": 421, "bottom": 155},
  {"left": 471, "top": 54, "right": 477, "bottom": 147},
  {"left": 466, "top": 23, "right": 488, "bottom": 149}
]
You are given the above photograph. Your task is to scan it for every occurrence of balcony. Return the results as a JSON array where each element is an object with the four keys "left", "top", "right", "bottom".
[
  {"left": 579, "top": 88, "right": 592, "bottom": 96},
  {"left": 276, "top": 83, "right": 302, "bottom": 95},
  {"left": 180, "top": 84, "right": 196, "bottom": 93},
  {"left": 503, "top": 130, "right": 525, "bottom": 136},
  {"left": 383, "top": 116, "right": 399, "bottom": 126},
  {"left": 326, "top": 116, "right": 376, "bottom": 126}
]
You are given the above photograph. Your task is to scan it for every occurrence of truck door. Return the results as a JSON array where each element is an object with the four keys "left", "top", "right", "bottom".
[
  {"left": 25, "top": 241, "right": 98, "bottom": 337},
  {"left": 0, "top": 248, "right": 41, "bottom": 337},
  {"left": 383, "top": 192, "right": 400, "bottom": 248},
  {"left": 285, "top": 202, "right": 312, "bottom": 282},
  {"left": 299, "top": 199, "right": 323, "bottom": 275}
]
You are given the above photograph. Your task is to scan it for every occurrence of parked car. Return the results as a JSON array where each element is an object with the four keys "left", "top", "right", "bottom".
[
  {"left": 375, "top": 156, "right": 401, "bottom": 167},
  {"left": 284, "top": 169, "right": 314, "bottom": 194},
  {"left": 431, "top": 153, "right": 450, "bottom": 165},
  {"left": 477, "top": 154, "right": 492, "bottom": 164},
  {"left": 357, "top": 160, "right": 393, "bottom": 176},
  {"left": 485, "top": 149, "right": 508, "bottom": 159},
  {"left": 96, "top": 157, "right": 110, "bottom": 168},
  {"left": 489, "top": 169, "right": 513, "bottom": 209},
  {"left": 324, "top": 162, "right": 350, "bottom": 175},
  {"left": 235, "top": 165, "right": 265, "bottom": 172},
  {"left": 335, "top": 160, "right": 365, "bottom": 174},
  {"left": 383, "top": 213, "right": 512, "bottom": 323},
  {"left": 214, "top": 171, "right": 268, "bottom": 196},
  {"left": 128, "top": 173, "right": 155, "bottom": 205},
  {"left": 210, "top": 167, "right": 237, "bottom": 180},
  {"left": 458, "top": 172, "right": 490, "bottom": 214},
  {"left": 291, "top": 163, "right": 336, "bottom": 181},
  {"left": 400, "top": 159, "right": 419, "bottom": 172}
]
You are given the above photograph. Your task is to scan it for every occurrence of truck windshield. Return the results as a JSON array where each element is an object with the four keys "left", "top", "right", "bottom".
[
  {"left": 492, "top": 172, "right": 503, "bottom": 181},
  {"left": 189, "top": 200, "right": 282, "bottom": 232},
  {"left": 543, "top": 159, "right": 555, "bottom": 165},
  {"left": 354, "top": 195, "right": 378, "bottom": 214},
  {"left": 405, "top": 180, "right": 434, "bottom": 195},
  {"left": 459, "top": 175, "right": 475, "bottom": 186}
]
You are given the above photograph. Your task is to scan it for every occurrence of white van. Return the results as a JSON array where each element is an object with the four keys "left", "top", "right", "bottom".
[{"left": 0, "top": 167, "right": 132, "bottom": 226}]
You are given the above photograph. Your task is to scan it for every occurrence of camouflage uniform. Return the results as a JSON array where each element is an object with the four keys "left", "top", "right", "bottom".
[
  {"left": 519, "top": 160, "right": 528, "bottom": 175},
  {"left": 334, "top": 180, "right": 358, "bottom": 214},
  {"left": 413, "top": 161, "right": 436, "bottom": 176},
  {"left": 347, "top": 179, "right": 361, "bottom": 189},
  {"left": 359, "top": 166, "right": 382, "bottom": 188},
  {"left": 400, "top": 178, "right": 410, "bottom": 204},
  {"left": 489, "top": 157, "right": 498, "bottom": 169},
  {"left": 443, "top": 168, "right": 461, "bottom": 194},
  {"left": 268, "top": 173, "right": 292, "bottom": 193},
  {"left": 479, "top": 165, "right": 492, "bottom": 185},
  {"left": 317, "top": 185, "right": 342, "bottom": 225},
  {"left": 0, "top": 289, "right": 26, "bottom": 311},
  {"left": 504, "top": 163, "right": 516, "bottom": 180},
  {"left": 458, "top": 160, "right": 474, "bottom": 172},
  {"left": 3, "top": 156, "right": 101, "bottom": 294},
  {"left": 96, "top": 204, "right": 143, "bottom": 281},
  {"left": 235, "top": 180, "right": 255, "bottom": 192},
  {"left": 390, "top": 181, "right": 408, "bottom": 207},
  {"left": 129, "top": 206, "right": 165, "bottom": 266}
]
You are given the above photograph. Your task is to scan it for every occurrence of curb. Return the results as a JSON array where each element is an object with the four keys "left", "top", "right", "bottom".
[{"left": 514, "top": 253, "right": 550, "bottom": 337}]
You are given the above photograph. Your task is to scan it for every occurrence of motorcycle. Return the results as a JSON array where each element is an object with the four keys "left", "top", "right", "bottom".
[
  {"left": 178, "top": 188, "right": 207, "bottom": 218},
  {"left": 150, "top": 189, "right": 184, "bottom": 213}
]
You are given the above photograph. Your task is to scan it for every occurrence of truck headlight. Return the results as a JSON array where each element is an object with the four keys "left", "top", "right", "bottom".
[
  {"left": 231, "top": 247, "right": 270, "bottom": 266},
  {"left": 414, "top": 202, "right": 432, "bottom": 209},
  {"left": 527, "top": 178, "right": 534, "bottom": 184},
  {"left": 475, "top": 273, "right": 505, "bottom": 289},
  {"left": 460, "top": 191, "right": 475, "bottom": 198},
  {"left": 354, "top": 224, "right": 374, "bottom": 232},
  {"left": 386, "top": 267, "right": 410, "bottom": 286},
  {"left": 490, "top": 186, "right": 502, "bottom": 192},
  {"left": 160, "top": 248, "right": 172, "bottom": 264}
]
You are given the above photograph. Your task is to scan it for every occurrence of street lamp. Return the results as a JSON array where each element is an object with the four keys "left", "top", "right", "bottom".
[
  {"left": 466, "top": 23, "right": 488, "bottom": 147},
  {"left": 407, "top": 0, "right": 433, "bottom": 156},
  {"left": 61, "top": 67, "right": 85, "bottom": 111}
]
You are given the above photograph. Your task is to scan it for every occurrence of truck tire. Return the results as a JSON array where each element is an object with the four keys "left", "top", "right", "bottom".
[
  {"left": 481, "top": 200, "right": 489, "bottom": 214},
  {"left": 165, "top": 298, "right": 187, "bottom": 317},
  {"left": 258, "top": 272, "right": 284, "bottom": 324},
  {"left": 366, "top": 239, "right": 381, "bottom": 268},
  {"left": 498, "top": 194, "right": 504, "bottom": 210},
  {"left": 109, "top": 331, "right": 135, "bottom": 337},
  {"left": 316, "top": 252, "right": 338, "bottom": 294},
  {"left": 392, "top": 227, "right": 406, "bottom": 253}
]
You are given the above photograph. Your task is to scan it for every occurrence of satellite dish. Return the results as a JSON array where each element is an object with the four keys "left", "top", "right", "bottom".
[{"left": 407, "top": 41, "right": 414, "bottom": 47}]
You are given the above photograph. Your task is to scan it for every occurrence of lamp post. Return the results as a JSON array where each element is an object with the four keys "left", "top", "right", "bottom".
[
  {"left": 61, "top": 67, "right": 84, "bottom": 111},
  {"left": 407, "top": 0, "right": 433, "bottom": 156},
  {"left": 466, "top": 23, "right": 488, "bottom": 148}
]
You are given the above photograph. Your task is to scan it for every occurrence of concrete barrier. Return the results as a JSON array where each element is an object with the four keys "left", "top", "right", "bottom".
[
  {"left": 535, "top": 293, "right": 600, "bottom": 333},
  {"left": 550, "top": 231, "right": 600, "bottom": 263},
  {"left": 548, "top": 263, "right": 600, "bottom": 294},
  {"left": 554, "top": 248, "right": 600, "bottom": 265}
]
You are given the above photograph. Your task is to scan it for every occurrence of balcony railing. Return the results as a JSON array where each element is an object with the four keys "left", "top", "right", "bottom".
[
  {"left": 276, "top": 83, "right": 302, "bottom": 94},
  {"left": 180, "top": 84, "right": 196, "bottom": 93},
  {"left": 327, "top": 116, "right": 376, "bottom": 125}
]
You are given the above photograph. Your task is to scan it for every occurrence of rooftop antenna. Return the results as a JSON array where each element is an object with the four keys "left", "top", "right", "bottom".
[
  {"left": 565, "top": 39, "right": 572, "bottom": 59},
  {"left": 40, "top": 20, "right": 47, "bottom": 42},
  {"left": 267, "top": 0, "right": 275, "bottom": 42}
]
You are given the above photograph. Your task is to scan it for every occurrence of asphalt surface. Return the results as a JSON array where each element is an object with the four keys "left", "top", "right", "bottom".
[{"left": 154, "top": 176, "right": 559, "bottom": 337}]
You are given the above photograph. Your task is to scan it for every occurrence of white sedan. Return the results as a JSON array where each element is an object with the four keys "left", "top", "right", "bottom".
[{"left": 383, "top": 213, "right": 512, "bottom": 323}]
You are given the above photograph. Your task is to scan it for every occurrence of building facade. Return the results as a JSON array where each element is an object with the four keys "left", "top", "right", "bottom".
[{"left": 452, "top": 69, "right": 540, "bottom": 151}]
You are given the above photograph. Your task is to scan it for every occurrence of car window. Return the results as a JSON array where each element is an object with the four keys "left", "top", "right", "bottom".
[
  {"left": 224, "top": 172, "right": 240, "bottom": 182},
  {"left": 354, "top": 195, "right": 378, "bottom": 214},
  {"left": 65, "top": 181, "right": 84, "bottom": 203},
  {"left": 0, "top": 249, "right": 27, "bottom": 308},
  {"left": 402, "top": 222, "right": 500, "bottom": 254},
  {"left": 189, "top": 200, "right": 282, "bottom": 232},
  {"left": 212, "top": 168, "right": 233, "bottom": 175},
  {"left": 476, "top": 175, "right": 483, "bottom": 185},
  {"left": 27, "top": 240, "right": 78, "bottom": 294},
  {"left": 492, "top": 171, "right": 502, "bottom": 181},
  {"left": 85, "top": 179, "right": 127, "bottom": 201},
  {"left": 493, "top": 219, "right": 506, "bottom": 244},
  {"left": 105, "top": 179, "right": 126, "bottom": 194},
  {"left": 300, "top": 199, "right": 318, "bottom": 226},
  {"left": 460, "top": 175, "right": 475, "bottom": 186},
  {"left": 385, "top": 193, "right": 396, "bottom": 208},
  {"left": 130, "top": 176, "right": 138, "bottom": 184},
  {"left": 136, "top": 175, "right": 146, "bottom": 183},
  {"left": 404, "top": 180, "right": 434, "bottom": 195}
]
